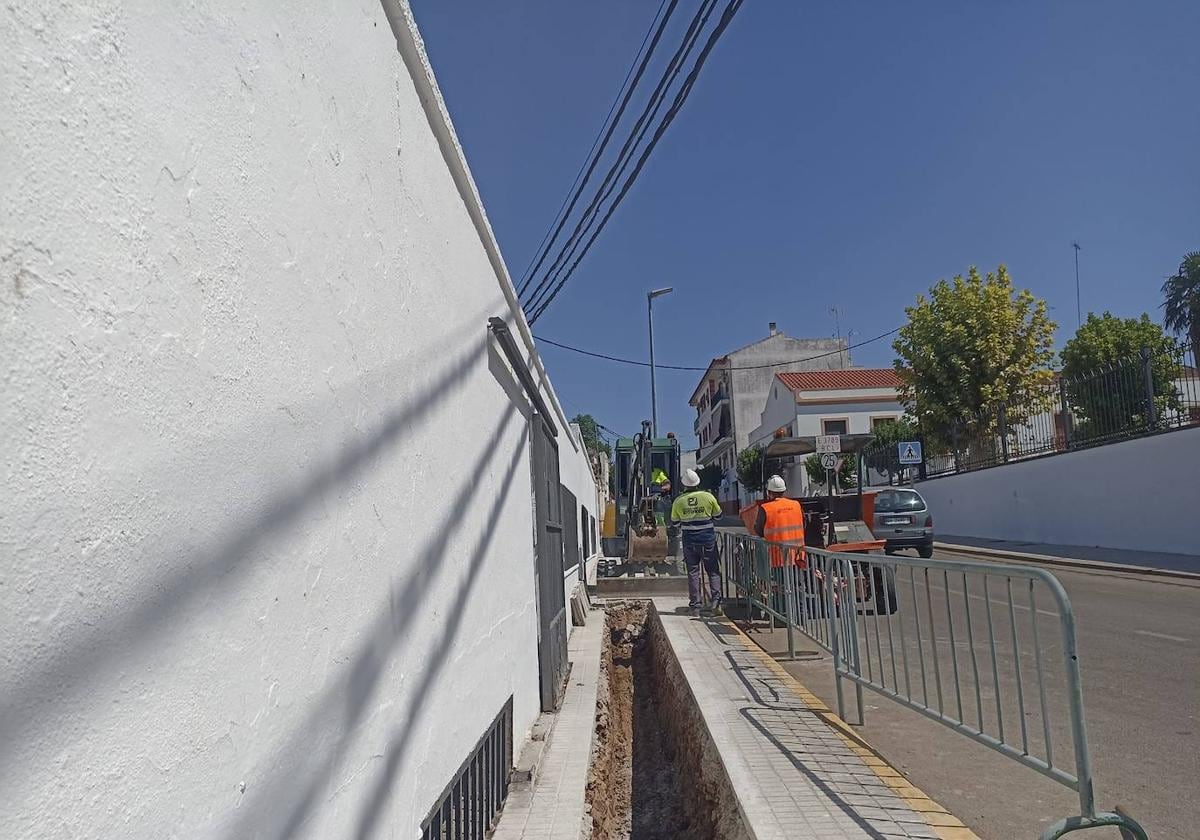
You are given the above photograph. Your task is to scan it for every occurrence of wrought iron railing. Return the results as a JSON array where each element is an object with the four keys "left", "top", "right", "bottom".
[{"left": 863, "top": 339, "right": 1198, "bottom": 480}]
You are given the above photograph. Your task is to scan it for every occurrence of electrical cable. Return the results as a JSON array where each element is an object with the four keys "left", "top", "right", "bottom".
[
  {"left": 532, "top": 326, "right": 902, "bottom": 371},
  {"left": 522, "top": 0, "right": 720, "bottom": 314},
  {"left": 516, "top": 0, "right": 677, "bottom": 297},
  {"left": 527, "top": 0, "right": 745, "bottom": 324}
]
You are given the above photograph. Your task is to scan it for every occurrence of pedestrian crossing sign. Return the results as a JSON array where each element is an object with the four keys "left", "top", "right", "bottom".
[{"left": 898, "top": 441, "right": 923, "bottom": 465}]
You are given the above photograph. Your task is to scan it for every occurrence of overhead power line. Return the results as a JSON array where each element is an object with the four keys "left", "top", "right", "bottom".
[
  {"left": 532, "top": 327, "right": 903, "bottom": 372},
  {"left": 523, "top": 0, "right": 746, "bottom": 325},
  {"left": 522, "top": 0, "right": 720, "bottom": 315},
  {"left": 527, "top": 0, "right": 743, "bottom": 324},
  {"left": 516, "top": 0, "right": 677, "bottom": 298}
]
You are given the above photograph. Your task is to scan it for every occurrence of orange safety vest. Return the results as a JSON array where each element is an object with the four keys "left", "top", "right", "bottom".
[{"left": 761, "top": 497, "right": 806, "bottom": 568}]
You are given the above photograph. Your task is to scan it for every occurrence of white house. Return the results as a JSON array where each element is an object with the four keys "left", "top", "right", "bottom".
[
  {"left": 1, "top": 4, "right": 598, "bottom": 839},
  {"left": 750, "top": 369, "right": 904, "bottom": 494},
  {"left": 689, "top": 324, "right": 849, "bottom": 508}
]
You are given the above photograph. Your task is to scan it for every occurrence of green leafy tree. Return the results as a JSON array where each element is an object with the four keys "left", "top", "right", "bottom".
[
  {"left": 869, "top": 418, "right": 919, "bottom": 449},
  {"left": 697, "top": 463, "right": 724, "bottom": 493},
  {"left": 736, "top": 447, "right": 764, "bottom": 496},
  {"left": 867, "top": 418, "right": 920, "bottom": 484},
  {"left": 570, "top": 414, "right": 612, "bottom": 460},
  {"left": 1060, "top": 313, "right": 1180, "bottom": 433},
  {"left": 893, "top": 265, "right": 1057, "bottom": 442},
  {"left": 1161, "top": 251, "right": 1200, "bottom": 351},
  {"left": 803, "top": 453, "right": 854, "bottom": 489}
]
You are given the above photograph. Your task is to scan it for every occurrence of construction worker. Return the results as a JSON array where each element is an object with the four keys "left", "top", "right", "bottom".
[
  {"left": 754, "top": 474, "right": 806, "bottom": 568},
  {"left": 671, "top": 468, "right": 724, "bottom": 616},
  {"left": 650, "top": 465, "right": 670, "bottom": 495}
]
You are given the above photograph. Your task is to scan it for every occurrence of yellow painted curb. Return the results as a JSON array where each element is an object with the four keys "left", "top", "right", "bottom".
[{"left": 719, "top": 615, "right": 982, "bottom": 840}]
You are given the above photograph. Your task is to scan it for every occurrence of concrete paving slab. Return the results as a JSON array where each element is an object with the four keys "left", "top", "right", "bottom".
[
  {"left": 492, "top": 616, "right": 603, "bottom": 840},
  {"left": 654, "top": 597, "right": 978, "bottom": 840}
]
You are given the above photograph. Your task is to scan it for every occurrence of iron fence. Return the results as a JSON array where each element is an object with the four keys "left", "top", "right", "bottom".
[
  {"left": 420, "top": 697, "right": 514, "bottom": 840},
  {"left": 864, "top": 339, "right": 1199, "bottom": 481},
  {"left": 717, "top": 531, "right": 1148, "bottom": 840}
]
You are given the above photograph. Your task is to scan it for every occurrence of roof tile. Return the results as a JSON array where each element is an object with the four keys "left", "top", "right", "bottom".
[{"left": 776, "top": 368, "right": 901, "bottom": 392}]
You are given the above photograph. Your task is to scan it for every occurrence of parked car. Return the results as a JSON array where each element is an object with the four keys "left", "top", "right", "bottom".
[{"left": 872, "top": 488, "right": 933, "bottom": 557}]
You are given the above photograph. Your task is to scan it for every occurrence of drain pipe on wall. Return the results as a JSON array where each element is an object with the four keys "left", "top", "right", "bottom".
[{"left": 378, "top": 0, "right": 577, "bottom": 451}]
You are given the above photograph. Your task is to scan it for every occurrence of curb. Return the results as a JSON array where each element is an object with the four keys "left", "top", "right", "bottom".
[
  {"left": 720, "top": 615, "right": 982, "bottom": 840},
  {"left": 935, "top": 542, "right": 1200, "bottom": 582}
]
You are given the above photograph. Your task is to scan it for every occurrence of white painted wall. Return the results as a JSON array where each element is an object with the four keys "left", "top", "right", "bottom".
[
  {"left": 917, "top": 426, "right": 1200, "bottom": 555},
  {"left": 561, "top": 423, "right": 601, "bottom": 599},
  {"left": 794, "top": 400, "right": 903, "bottom": 436},
  {"left": 0, "top": 3, "right": 595, "bottom": 839}
]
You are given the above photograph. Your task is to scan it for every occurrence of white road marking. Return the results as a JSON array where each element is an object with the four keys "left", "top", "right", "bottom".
[{"left": 1133, "top": 629, "right": 1190, "bottom": 643}]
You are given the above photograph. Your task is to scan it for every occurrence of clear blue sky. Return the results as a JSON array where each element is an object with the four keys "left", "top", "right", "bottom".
[{"left": 411, "top": 0, "right": 1200, "bottom": 447}]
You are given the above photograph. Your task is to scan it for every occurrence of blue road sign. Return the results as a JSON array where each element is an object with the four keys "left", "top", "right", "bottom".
[{"left": 898, "top": 441, "right": 923, "bottom": 465}]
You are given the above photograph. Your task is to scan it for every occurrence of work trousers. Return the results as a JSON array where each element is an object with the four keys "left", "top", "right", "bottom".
[{"left": 683, "top": 541, "right": 722, "bottom": 608}]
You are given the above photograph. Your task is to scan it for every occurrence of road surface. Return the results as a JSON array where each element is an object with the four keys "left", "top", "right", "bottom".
[{"left": 742, "top": 553, "right": 1200, "bottom": 839}]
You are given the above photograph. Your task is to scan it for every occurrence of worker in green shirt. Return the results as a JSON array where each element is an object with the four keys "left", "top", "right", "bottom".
[
  {"left": 670, "top": 468, "right": 724, "bottom": 616},
  {"left": 650, "top": 466, "right": 670, "bottom": 495}
]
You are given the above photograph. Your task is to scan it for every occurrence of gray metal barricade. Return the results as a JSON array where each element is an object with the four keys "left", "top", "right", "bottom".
[{"left": 718, "top": 531, "right": 1147, "bottom": 840}]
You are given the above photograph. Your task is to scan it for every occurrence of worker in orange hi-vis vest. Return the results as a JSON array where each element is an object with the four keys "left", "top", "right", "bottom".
[{"left": 753, "top": 474, "right": 806, "bottom": 569}]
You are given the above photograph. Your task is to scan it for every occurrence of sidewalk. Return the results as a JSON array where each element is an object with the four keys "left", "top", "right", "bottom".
[
  {"left": 938, "top": 534, "right": 1200, "bottom": 575},
  {"left": 655, "top": 599, "right": 977, "bottom": 840},
  {"left": 492, "top": 617, "right": 602, "bottom": 840}
]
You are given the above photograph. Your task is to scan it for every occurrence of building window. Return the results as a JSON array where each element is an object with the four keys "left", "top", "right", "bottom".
[
  {"left": 821, "top": 418, "right": 849, "bottom": 436},
  {"left": 871, "top": 416, "right": 899, "bottom": 431}
]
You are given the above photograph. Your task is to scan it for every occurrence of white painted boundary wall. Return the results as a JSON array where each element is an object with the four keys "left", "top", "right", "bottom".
[
  {"left": 0, "top": 2, "right": 596, "bottom": 838},
  {"left": 917, "top": 426, "right": 1200, "bottom": 555}
]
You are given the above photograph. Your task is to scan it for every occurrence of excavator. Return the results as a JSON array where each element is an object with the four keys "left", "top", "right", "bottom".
[{"left": 601, "top": 421, "right": 682, "bottom": 575}]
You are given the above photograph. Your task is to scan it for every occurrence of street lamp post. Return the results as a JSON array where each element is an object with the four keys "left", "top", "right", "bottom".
[
  {"left": 647, "top": 287, "right": 673, "bottom": 437},
  {"left": 1072, "top": 241, "right": 1082, "bottom": 327}
]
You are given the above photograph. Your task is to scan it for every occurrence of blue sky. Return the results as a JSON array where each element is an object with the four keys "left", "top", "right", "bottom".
[{"left": 411, "top": 1, "right": 1200, "bottom": 447}]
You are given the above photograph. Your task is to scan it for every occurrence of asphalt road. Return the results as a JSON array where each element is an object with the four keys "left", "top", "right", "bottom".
[{"left": 742, "top": 554, "right": 1200, "bottom": 839}]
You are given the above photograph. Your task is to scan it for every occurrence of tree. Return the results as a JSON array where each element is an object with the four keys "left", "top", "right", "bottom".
[
  {"left": 570, "top": 414, "right": 612, "bottom": 460},
  {"left": 697, "top": 463, "right": 724, "bottom": 493},
  {"left": 1060, "top": 313, "right": 1180, "bottom": 433},
  {"left": 869, "top": 418, "right": 919, "bottom": 449},
  {"left": 866, "top": 418, "right": 920, "bottom": 484},
  {"left": 893, "top": 265, "right": 1057, "bottom": 442},
  {"left": 736, "top": 447, "right": 764, "bottom": 496},
  {"left": 803, "top": 453, "right": 854, "bottom": 490},
  {"left": 1161, "top": 251, "right": 1200, "bottom": 352}
]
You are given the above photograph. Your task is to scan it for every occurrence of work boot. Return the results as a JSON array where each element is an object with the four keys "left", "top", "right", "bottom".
[
  {"left": 690, "top": 605, "right": 702, "bottom": 618},
  {"left": 710, "top": 600, "right": 725, "bottom": 617}
]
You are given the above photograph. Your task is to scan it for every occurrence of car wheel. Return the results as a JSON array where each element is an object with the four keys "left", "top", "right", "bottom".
[
  {"left": 918, "top": 544, "right": 933, "bottom": 559},
  {"left": 884, "top": 546, "right": 896, "bottom": 556}
]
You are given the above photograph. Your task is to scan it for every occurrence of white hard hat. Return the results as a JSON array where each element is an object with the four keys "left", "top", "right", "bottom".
[
  {"left": 766, "top": 474, "right": 787, "bottom": 493},
  {"left": 681, "top": 468, "right": 701, "bottom": 488}
]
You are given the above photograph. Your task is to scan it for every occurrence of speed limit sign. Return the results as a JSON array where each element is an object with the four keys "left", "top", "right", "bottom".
[{"left": 820, "top": 452, "right": 838, "bottom": 470}]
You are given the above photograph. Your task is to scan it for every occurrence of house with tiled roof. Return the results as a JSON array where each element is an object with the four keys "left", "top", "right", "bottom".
[
  {"left": 688, "top": 323, "right": 849, "bottom": 506},
  {"left": 749, "top": 368, "right": 905, "bottom": 495}
]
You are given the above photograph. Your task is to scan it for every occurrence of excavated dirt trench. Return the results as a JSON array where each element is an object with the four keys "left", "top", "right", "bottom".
[{"left": 586, "top": 602, "right": 747, "bottom": 840}]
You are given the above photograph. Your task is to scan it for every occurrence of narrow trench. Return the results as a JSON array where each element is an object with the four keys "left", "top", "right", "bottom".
[{"left": 586, "top": 602, "right": 741, "bottom": 840}]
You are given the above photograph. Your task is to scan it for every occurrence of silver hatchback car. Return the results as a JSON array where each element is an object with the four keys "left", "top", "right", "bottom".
[{"left": 872, "top": 488, "right": 933, "bottom": 557}]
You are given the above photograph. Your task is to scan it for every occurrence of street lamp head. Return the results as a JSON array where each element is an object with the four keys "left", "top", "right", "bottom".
[{"left": 648, "top": 287, "right": 673, "bottom": 300}]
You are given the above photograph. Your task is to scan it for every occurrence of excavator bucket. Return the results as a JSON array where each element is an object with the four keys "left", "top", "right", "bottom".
[{"left": 628, "top": 528, "right": 668, "bottom": 561}]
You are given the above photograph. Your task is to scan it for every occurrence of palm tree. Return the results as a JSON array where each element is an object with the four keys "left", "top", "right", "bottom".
[{"left": 1162, "top": 252, "right": 1200, "bottom": 352}]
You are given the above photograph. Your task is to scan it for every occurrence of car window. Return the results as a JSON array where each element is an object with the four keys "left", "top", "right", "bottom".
[{"left": 874, "top": 490, "right": 925, "bottom": 512}]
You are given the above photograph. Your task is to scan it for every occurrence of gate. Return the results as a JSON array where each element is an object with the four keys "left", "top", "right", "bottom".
[{"left": 531, "top": 414, "right": 568, "bottom": 711}]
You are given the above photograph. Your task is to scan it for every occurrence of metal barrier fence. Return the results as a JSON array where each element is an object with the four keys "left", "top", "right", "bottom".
[
  {"left": 717, "top": 530, "right": 1148, "bottom": 840},
  {"left": 864, "top": 339, "right": 1199, "bottom": 481}
]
